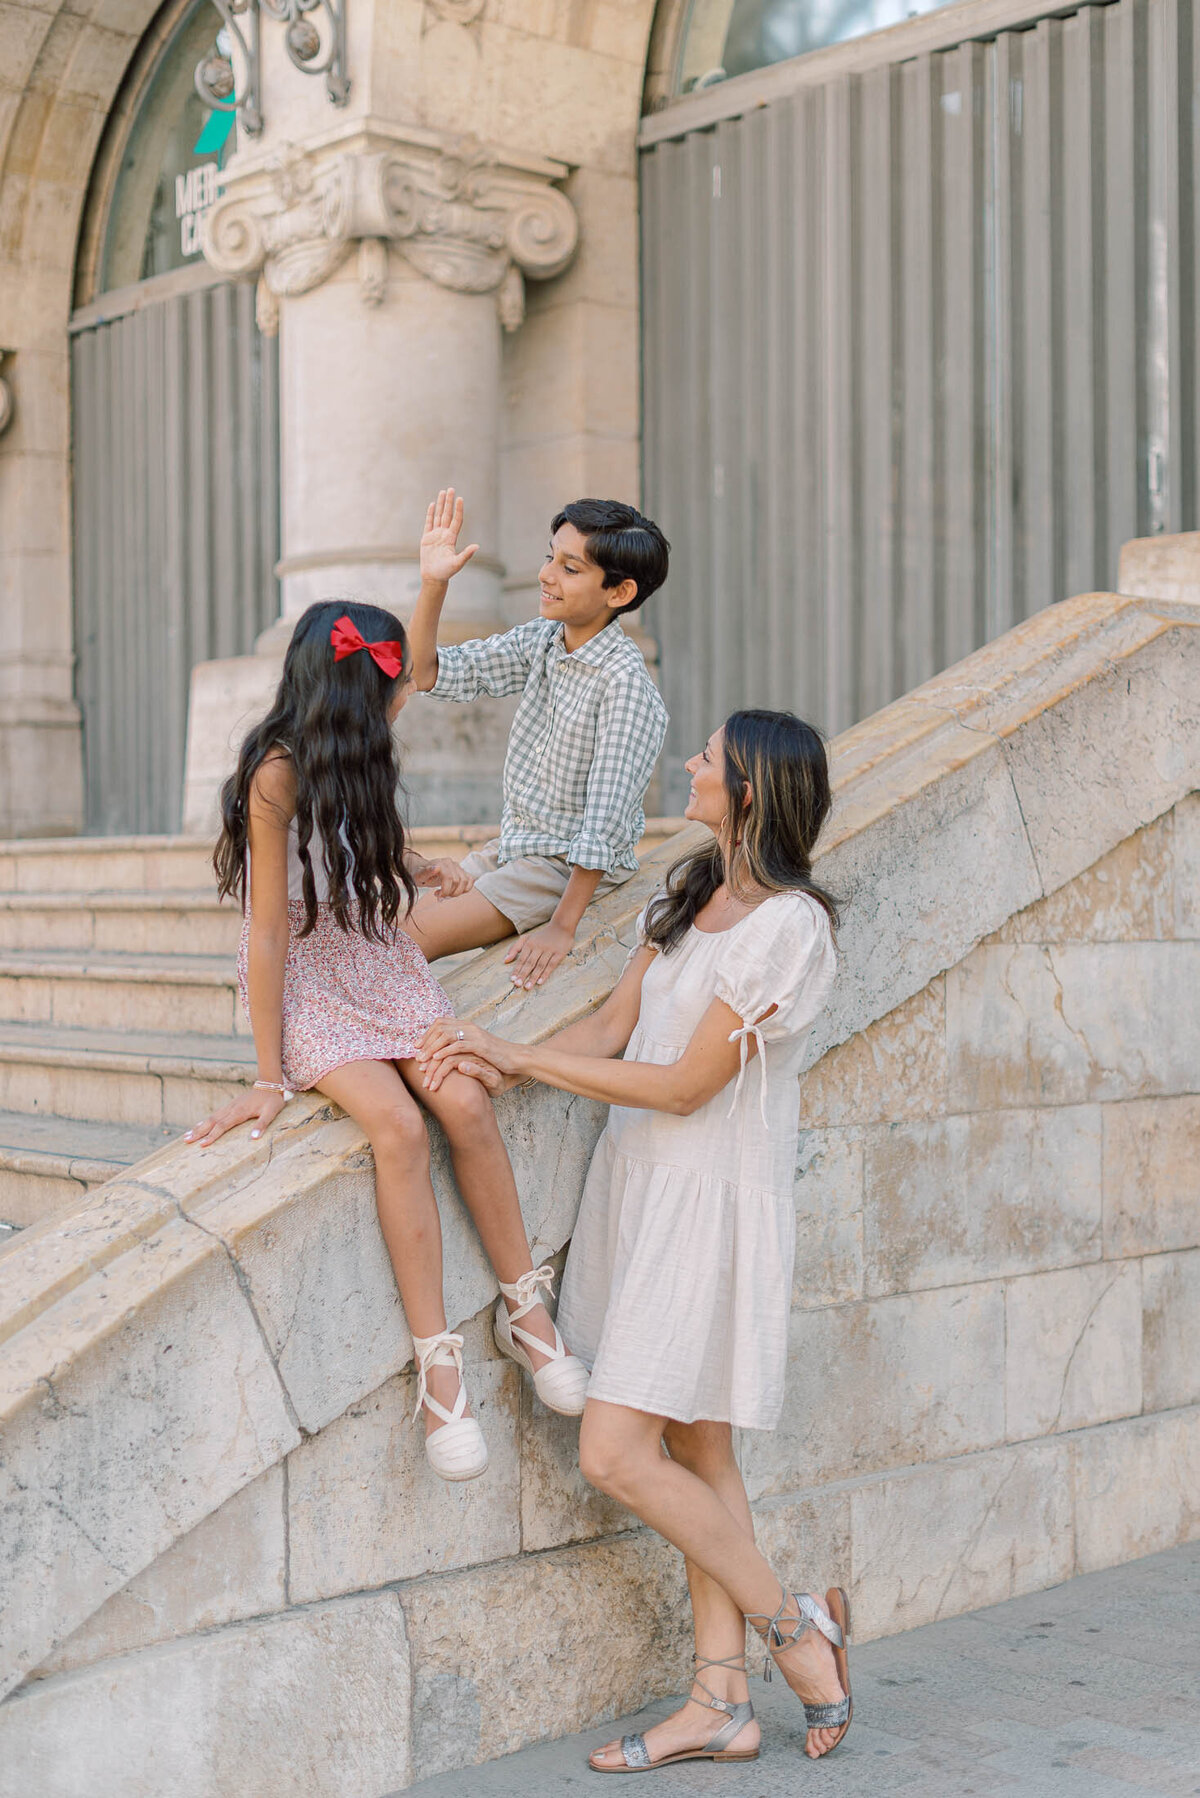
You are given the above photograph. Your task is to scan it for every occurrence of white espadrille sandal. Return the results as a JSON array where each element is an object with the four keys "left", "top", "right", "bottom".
[
  {"left": 493, "top": 1265, "right": 589, "bottom": 1415},
  {"left": 411, "top": 1329, "right": 489, "bottom": 1482}
]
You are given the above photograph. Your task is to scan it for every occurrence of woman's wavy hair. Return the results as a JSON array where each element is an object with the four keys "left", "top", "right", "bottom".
[
  {"left": 213, "top": 599, "right": 417, "bottom": 941},
  {"left": 643, "top": 709, "right": 839, "bottom": 955}
]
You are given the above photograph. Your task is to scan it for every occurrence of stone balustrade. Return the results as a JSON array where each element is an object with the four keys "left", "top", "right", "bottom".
[{"left": 0, "top": 544, "right": 1198, "bottom": 1795}]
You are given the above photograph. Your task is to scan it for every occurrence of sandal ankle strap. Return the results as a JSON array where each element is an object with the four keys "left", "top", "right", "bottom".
[
  {"left": 746, "top": 1589, "right": 843, "bottom": 1680},
  {"left": 411, "top": 1329, "right": 466, "bottom": 1427},
  {"left": 498, "top": 1263, "right": 556, "bottom": 1315},
  {"left": 691, "top": 1652, "right": 750, "bottom": 1718}
]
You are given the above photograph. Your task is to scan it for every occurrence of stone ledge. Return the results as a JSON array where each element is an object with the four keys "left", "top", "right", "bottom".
[
  {"left": 1, "top": 580, "right": 1198, "bottom": 1699},
  {"left": 6, "top": 1407, "right": 1196, "bottom": 1796}
]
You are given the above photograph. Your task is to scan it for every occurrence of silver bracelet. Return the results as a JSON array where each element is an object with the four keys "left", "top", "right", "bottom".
[{"left": 254, "top": 1079, "right": 295, "bottom": 1102}]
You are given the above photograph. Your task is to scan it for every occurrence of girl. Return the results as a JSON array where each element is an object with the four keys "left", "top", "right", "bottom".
[
  {"left": 420, "top": 710, "right": 852, "bottom": 1762},
  {"left": 185, "top": 583, "right": 589, "bottom": 1482}
]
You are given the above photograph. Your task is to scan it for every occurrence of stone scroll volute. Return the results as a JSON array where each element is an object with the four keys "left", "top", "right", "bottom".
[{"left": 201, "top": 130, "right": 578, "bottom": 334}]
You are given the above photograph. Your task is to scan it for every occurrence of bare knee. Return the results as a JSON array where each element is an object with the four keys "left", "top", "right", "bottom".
[
  {"left": 431, "top": 1072, "right": 496, "bottom": 1139},
  {"left": 368, "top": 1101, "right": 428, "bottom": 1166},
  {"left": 579, "top": 1415, "right": 653, "bottom": 1502}
]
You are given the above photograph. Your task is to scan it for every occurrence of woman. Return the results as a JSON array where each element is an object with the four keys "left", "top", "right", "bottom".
[{"left": 420, "top": 709, "right": 851, "bottom": 1767}]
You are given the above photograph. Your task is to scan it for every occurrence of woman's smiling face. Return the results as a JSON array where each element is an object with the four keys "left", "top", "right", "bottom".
[{"left": 684, "top": 728, "right": 728, "bottom": 830}]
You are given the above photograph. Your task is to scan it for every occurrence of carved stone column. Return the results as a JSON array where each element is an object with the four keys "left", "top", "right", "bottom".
[
  {"left": 183, "top": 120, "right": 578, "bottom": 832},
  {"left": 201, "top": 122, "right": 577, "bottom": 633}
]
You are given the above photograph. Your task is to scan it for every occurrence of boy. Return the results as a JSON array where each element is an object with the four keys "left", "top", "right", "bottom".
[{"left": 405, "top": 488, "right": 669, "bottom": 988}]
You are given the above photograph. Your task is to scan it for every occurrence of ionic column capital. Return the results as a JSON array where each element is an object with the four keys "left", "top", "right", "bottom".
[{"left": 201, "top": 123, "right": 578, "bottom": 333}]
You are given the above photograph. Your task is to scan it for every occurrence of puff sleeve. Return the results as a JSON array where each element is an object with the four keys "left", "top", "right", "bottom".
[{"left": 712, "top": 893, "right": 836, "bottom": 1124}]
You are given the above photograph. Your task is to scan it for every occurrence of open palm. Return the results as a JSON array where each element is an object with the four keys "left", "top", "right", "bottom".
[{"left": 421, "top": 487, "right": 478, "bottom": 583}]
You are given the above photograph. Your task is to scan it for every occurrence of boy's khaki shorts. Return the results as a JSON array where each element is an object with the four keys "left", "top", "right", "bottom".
[{"left": 460, "top": 840, "right": 636, "bottom": 935}]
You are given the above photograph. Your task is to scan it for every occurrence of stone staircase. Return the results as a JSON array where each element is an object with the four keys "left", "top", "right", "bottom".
[
  {"left": 0, "top": 822, "right": 684, "bottom": 1239},
  {"left": 0, "top": 836, "right": 247, "bottom": 1236}
]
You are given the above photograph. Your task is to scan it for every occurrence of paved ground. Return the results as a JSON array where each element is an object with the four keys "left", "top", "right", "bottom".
[{"left": 401, "top": 1541, "right": 1199, "bottom": 1797}]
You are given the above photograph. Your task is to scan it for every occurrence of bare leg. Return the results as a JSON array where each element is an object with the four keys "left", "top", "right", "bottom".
[
  {"left": 580, "top": 1401, "right": 847, "bottom": 1758},
  {"left": 398, "top": 1061, "right": 559, "bottom": 1365},
  {"left": 589, "top": 1420, "right": 761, "bottom": 1769},
  {"left": 316, "top": 1059, "right": 464, "bottom": 1434},
  {"left": 401, "top": 890, "right": 514, "bottom": 962}
]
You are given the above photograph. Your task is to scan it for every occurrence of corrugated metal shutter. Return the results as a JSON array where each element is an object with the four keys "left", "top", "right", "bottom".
[
  {"left": 641, "top": 0, "right": 1197, "bottom": 806},
  {"left": 71, "top": 277, "right": 279, "bottom": 834}
]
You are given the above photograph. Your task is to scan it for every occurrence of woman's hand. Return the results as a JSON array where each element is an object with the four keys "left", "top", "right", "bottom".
[
  {"left": 417, "top": 1020, "right": 528, "bottom": 1092},
  {"left": 411, "top": 854, "right": 474, "bottom": 899},
  {"left": 419, "top": 488, "right": 478, "bottom": 586},
  {"left": 185, "top": 1085, "right": 287, "bottom": 1148}
]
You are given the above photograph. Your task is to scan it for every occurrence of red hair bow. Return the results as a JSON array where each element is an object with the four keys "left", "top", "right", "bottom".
[{"left": 330, "top": 614, "right": 405, "bottom": 681}]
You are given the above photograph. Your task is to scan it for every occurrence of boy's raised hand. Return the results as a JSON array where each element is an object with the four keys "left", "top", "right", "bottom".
[{"left": 420, "top": 488, "right": 479, "bottom": 587}]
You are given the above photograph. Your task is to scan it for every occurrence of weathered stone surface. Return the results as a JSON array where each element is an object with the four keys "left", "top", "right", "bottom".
[
  {"left": 1073, "top": 1406, "right": 1200, "bottom": 1574},
  {"left": 997, "top": 622, "right": 1200, "bottom": 897},
  {"left": 0, "top": 1592, "right": 412, "bottom": 1798},
  {"left": 287, "top": 1346, "right": 521, "bottom": 1604},
  {"left": 947, "top": 941, "right": 1200, "bottom": 1110},
  {"left": 987, "top": 815, "right": 1174, "bottom": 944},
  {"left": 740, "top": 1283, "right": 1006, "bottom": 1498},
  {"left": 0, "top": 1209, "right": 299, "bottom": 1695},
  {"left": 798, "top": 978, "right": 947, "bottom": 1126},
  {"left": 34, "top": 1465, "right": 287, "bottom": 1679},
  {"left": 750, "top": 1485, "right": 854, "bottom": 1599},
  {"left": 1102, "top": 1095, "right": 1200, "bottom": 1258},
  {"left": 810, "top": 726, "right": 1042, "bottom": 1062},
  {"left": 1005, "top": 1261, "right": 1143, "bottom": 1442},
  {"left": 400, "top": 1533, "right": 690, "bottom": 1782},
  {"left": 863, "top": 1106, "right": 1102, "bottom": 1296},
  {"left": 850, "top": 1438, "right": 1075, "bottom": 1640},
  {"left": 793, "top": 1127, "right": 864, "bottom": 1308},
  {"left": 518, "top": 1391, "right": 632, "bottom": 1554},
  {"left": 1142, "top": 1250, "right": 1200, "bottom": 1413},
  {"left": 1172, "top": 791, "right": 1200, "bottom": 937}
]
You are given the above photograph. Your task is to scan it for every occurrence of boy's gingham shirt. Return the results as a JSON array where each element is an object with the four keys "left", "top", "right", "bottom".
[{"left": 431, "top": 618, "right": 668, "bottom": 876}]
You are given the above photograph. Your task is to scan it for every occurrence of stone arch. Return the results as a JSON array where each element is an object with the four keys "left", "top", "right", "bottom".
[{"left": 0, "top": 0, "right": 177, "bottom": 835}]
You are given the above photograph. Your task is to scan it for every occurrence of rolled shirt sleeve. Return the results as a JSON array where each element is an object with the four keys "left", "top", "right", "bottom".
[
  {"left": 430, "top": 621, "right": 541, "bottom": 703},
  {"left": 566, "top": 670, "right": 668, "bottom": 873}
]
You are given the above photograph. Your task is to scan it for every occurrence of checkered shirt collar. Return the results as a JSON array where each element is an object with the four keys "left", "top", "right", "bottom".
[{"left": 550, "top": 620, "right": 628, "bottom": 666}]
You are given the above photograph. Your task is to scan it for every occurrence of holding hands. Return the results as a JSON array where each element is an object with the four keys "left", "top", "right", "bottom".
[
  {"left": 418, "top": 1019, "right": 528, "bottom": 1095},
  {"left": 420, "top": 488, "right": 478, "bottom": 588}
]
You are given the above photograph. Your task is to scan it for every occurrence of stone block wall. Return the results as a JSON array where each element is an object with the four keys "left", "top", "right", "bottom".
[{"left": 2, "top": 581, "right": 1198, "bottom": 1795}]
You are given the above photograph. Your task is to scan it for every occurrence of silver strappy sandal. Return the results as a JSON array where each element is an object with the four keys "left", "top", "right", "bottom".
[
  {"left": 589, "top": 1653, "right": 759, "bottom": 1773},
  {"left": 746, "top": 1587, "right": 853, "bottom": 1752}
]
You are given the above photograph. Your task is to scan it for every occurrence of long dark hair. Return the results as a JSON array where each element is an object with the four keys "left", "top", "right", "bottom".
[
  {"left": 644, "top": 709, "right": 838, "bottom": 955},
  {"left": 213, "top": 599, "right": 417, "bottom": 940}
]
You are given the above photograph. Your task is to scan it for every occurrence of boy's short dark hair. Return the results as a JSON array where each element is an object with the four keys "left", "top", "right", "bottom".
[{"left": 550, "top": 499, "right": 670, "bottom": 614}]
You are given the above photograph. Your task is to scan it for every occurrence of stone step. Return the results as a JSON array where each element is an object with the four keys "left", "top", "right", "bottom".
[
  {"left": 0, "top": 821, "right": 686, "bottom": 899},
  {"left": 0, "top": 837, "right": 216, "bottom": 894},
  {"left": 0, "top": 949, "right": 246, "bottom": 1038},
  {"left": 0, "top": 1110, "right": 180, "bottom": 1233},
  {"left": 0, "top": 891, "right": 242, "bottom": 957},
  {"left": 0, "top": 1021, "right": 254, "bottom": 1130}
]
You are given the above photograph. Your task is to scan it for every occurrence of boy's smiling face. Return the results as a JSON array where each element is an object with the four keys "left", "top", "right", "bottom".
[{"left": 539, "top": 522, "right": 636, "bottom": 647}]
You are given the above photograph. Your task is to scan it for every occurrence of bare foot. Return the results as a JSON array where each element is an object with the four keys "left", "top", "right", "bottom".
[
  {"left": 589, "top": 1689, "right": 759, "bottom": 1771},
  {"left": 766, "top": 1592, "right": 848, "bottom": 1758}
]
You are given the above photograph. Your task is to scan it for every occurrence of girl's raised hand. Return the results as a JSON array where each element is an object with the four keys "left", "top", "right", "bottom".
[
  {"left": 185, "top": 1085, "right": 286, "bottom": 1148},
  {"left": 420, "top": 488, "right": 479, "bottom": 586}
]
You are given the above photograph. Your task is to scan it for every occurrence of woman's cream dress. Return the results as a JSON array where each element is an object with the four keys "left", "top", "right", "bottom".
[{"left": 557, "top": 891, "right": 836, "bottom": 1431}]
